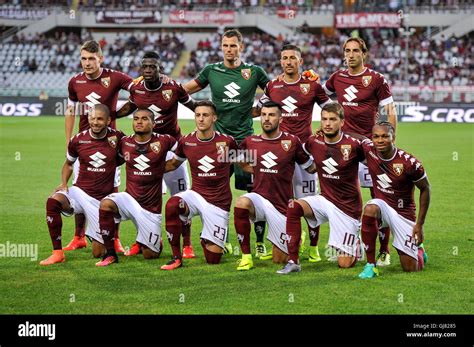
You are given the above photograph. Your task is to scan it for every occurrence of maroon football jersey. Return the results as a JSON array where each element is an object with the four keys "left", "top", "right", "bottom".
[
  {"left": 67, "top": 128, "right": 125, "bottom": 200},
  {"left": 240, "top": 132, "right": 312, "bottom": 215},
  {"left": 363, "top": 142, "right": 426, "bottom": 222},
  {"left": 119, "top": 133, "right": 177, "bottom": 214},
  {"left": 323, "top": 68, "right": 393, "bottom": 138},
  {"left": 129, "top": 79, "right": 192, "bottom": 140},
  {"left": 259, "top": 77, "right": 330, "bottom": 143},
  {"left": 67, "top": 68, "right": 133, "bottom": 132},
  {"left": 304, "top": 133, "right": 365, "bottom": 220},
  {"left": 175, "top": 131, "right": 238, "bottom": 211}
]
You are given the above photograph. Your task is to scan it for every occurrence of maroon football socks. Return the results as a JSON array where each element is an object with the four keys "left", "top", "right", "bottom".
[
  {"left": 46, "top": 198, "right": 63, "bottom": 250},
  {"left": 361, "top": 215, "right": 379, "bottom": 264},
  {"left": 234, "top": 207, "right": 251, "bottom": 254},
  {"left": 286, "top": 202, "right": 304, "bottom": 263},
  {"left": 99, "top": 209, "right": 116, "bottom": 253}
]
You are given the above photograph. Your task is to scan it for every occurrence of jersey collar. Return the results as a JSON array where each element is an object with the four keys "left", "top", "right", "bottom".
[
  {"left": 88, "top": 128, "right": 108, "bottom": 140},
  {"left": 347, "top": 67, "right": 368, "bottom": 76},
  {"left": 260, "top": 131, "right": 283, "bottom": 141},
  {"left": 144, "top": 81, "right": 163, "bottom": 91},
  {"left": 378, "top": 147, "right": 398, "bottom": 161},
  {"left": 85, "top": 68, "right": 104, "bottom": 80}
]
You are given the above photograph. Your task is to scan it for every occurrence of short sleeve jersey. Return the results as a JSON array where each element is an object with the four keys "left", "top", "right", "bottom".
[
  {"left": 119, "top": 133, "right": 177, "bottom": 214},
  {"left": 363, "top": 142, "right": 427, "bottom": 222},
  {"left": 240, "top": 132, "right": 312, "bottom": 214},
  {"left": 129, "top": 79, "right": 192, "bottom": 140},
  {"left": 323, "top": 68, "right": 393, "bottom": 138},
  {"left": 174, "top": 131, "right": 238, "bottom": 211},
  {"left": 260, "top": 77, "right": 330, "bottom": 143},
  {"left": 67, "top": 68, "right": 133, "bottom": 132},
  {"left": 195, "top": 62, "right": 269, "bottom": 141},
  {"left": 304, "top": 133, "right": 365, "bottom": 220},
  {"left": 67, "top": 128, "right": 125, "bottom": 200}
]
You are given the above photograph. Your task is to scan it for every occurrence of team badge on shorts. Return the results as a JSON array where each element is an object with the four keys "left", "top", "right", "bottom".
[
  {"left": 281, "top": 140, "right": 292, "bottom": 151},
  {"left": 393, "top": 163, "right": 404, "bottom": 176},
  {"left": 241, "top": 69, "right": 252, "bottom": 80},
  {"left": 340, "top": 144, "right": 352, "bottom": 160},
  {"left": 162, "top": 90, "right": 173, "bottom": 102},
  {"left": 101, "top": 77, "right": 111, "bottom": 88},
  {"left": 300, "top": 84, "right": 310, "bottom": 95},
  {"left": 362, "top": 76, "right": 372, "bottom": 87},
  {"left": 150, "top": 142, "right": 161, "bottom": 154},
  {"left": 108, "top": 136, "right": 117, "bottom": 148},
  {"left": 216, "top": 142, "right": 227, "bottom": 155}
]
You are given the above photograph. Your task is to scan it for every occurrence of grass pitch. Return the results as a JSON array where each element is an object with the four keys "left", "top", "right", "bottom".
[{"left": 0, "top": 117, "right": 473, "bottom": 314}]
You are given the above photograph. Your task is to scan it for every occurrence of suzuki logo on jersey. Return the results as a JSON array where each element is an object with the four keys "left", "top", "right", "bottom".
[
  {"left": 282, "top": 96, "right": 298, "bottom": 114},
  {"left": 197, "top": 156, "right": 216, "bottom": 177},
  {"left": 133, "top": 155, "right": 151, "bottom": 175},
  {"left": 88, "top": 152, "right": 107, "bottom": 172},
  {"left": 376, "top": 174, "right": 394, "bottom": 194},
  {"left": 148, "top": 104, "right": 163, "bottom": 123},
  {"left": 85, "top": 92, "right": 102, "bottom": 109},
  {"left": 260, "top": 152, "right": 278, "bottom": 173},
  {"left": 321, "top": 157, "right": 339, "bottom": 179},
  {"left": 342, "top": 85, "right": 359, "bottom": 106},
  {"left": 223, "top": 82, "right": 241, "bottom": 103}
]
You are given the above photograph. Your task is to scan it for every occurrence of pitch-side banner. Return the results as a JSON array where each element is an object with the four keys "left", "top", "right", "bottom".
[
  {"left": 95, "top": 10, "right": 162, "bottom": 24},
  {"left": 335, "top": 13, "right": 401, "bottom": 28},
  {"left": 168, "top": 10, "right": 235, "bottom": 24},
  {"left": 1, "top": 98, "right": 473, "bottom": 123}
]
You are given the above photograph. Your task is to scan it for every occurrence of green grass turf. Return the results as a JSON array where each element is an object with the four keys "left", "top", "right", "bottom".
[{"left": 0, "top": 117, "right": 473, "bottom": 314}]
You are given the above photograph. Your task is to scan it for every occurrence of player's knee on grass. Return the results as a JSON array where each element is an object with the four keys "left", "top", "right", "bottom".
[
  {"left": 337, "top": 252, "right": 356, "bottom": 268},
  {"left": 397, "top": 250, "right": 418, "bottom": 272},
  {"left": 200, "top": 239, "right": 223, "bottom": 264},
  {"left": 272, "top": 245, "right": 288, "bottom": 264},
  {"left": 92, "top": 240, "right": 106, "bottom": 258},
  {"left": 142, "top": 244, "right": 162, "bottom": 259},
  {"left": 363, "top": 204, "right": 380, "bottom": 218}
]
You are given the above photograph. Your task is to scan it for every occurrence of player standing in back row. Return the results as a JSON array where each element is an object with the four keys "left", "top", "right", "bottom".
[
  {"left": 322, "top": 37, "right": 398, "bottom": 265},
  {"left": 183, "top": 29, "right": 270, "bottom": 255}
]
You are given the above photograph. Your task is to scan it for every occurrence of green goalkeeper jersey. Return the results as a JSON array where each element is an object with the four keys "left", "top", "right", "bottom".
[{"left": 195, "top": 62, "right": 269, "bottom": 141}]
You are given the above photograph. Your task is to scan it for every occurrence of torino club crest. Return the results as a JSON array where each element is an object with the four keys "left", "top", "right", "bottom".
[
  {"left": 216, "top": 142, "right": 227, "bottom": 155},
  {"left": 300, "top": 84, "right": 310, "bottom": 95},
  {"left": 362, "top": 76, "right": 372, "bottom": 87},
  {"left": 108, "top": 136, "right": 117, "bottom": 148},
  {"left": 281, "top": 140, "right": 292, "bottom": 151},
  {"left": 101, "top": 77, "right": 111, "bottom": 88},
  {"left": 162, "top": 90, "right": 173, "bottom": 102},
  {"left": 393, "top": 163, "right": 404, "bottom": 176},
  {"left": 241, "top": 69, "right": 251, "bottom": 80},
  {"left": 150, "top": 142, "right": 161, "bottom": 154},
  {"left": 340, "top": 144, "right": 351, "bottom": 161}
]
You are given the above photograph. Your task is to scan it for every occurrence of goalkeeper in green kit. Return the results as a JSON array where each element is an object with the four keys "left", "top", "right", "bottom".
[{"left": 183, "top": 29, "right": 270, "bottom": 257}]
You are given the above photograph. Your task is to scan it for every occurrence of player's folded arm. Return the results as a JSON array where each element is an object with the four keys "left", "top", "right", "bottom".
[
  {"left": 116, "top": 100, "right": 137, "bottom": 118},
  {"left": 165, "top": 156, "right": 185, "bottom": 173}
]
